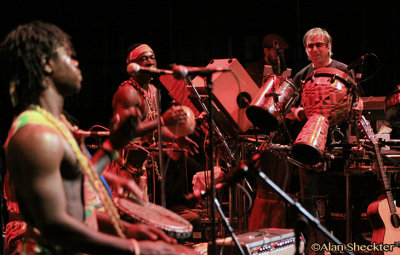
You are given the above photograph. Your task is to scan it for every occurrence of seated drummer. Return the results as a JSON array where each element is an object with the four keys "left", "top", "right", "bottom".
[{"left": 1, "top": 21, "right": 197, "bottom": 255}]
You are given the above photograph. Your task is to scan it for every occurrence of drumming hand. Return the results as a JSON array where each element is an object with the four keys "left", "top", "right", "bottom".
[
  {"left": 125, "top": 223, "right": 177, "bottom": 244},
  {"left": 161, "top": 105, "right": 187, "bottom": 127},
  {"left": 109, "top": 106, "right": 142, "bottom": 149},
  {"left": 101, "top": 172, "right": 145, "bottom": 201},
  {"left": 176, "top": 136, "right": 199, "bottom": 156}
]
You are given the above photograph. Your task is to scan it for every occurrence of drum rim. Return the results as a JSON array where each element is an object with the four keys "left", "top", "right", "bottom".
[
  {"left": 304, "top": 67, "right": 356, "bottom": 88},
  {"left": 114, "top": 197, "right": 193, "bottom": 234}
]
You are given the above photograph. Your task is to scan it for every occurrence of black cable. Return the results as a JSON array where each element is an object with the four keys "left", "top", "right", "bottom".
[{"left": 358, "top": 53, "right": 380, "bottom": 84}]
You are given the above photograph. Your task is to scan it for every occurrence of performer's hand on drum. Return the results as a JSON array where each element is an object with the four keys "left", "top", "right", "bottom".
[
  {"left": 125, "top": 223, "right": 177, "bottom": 244},
  {"left": 162, "top": 105, "right": 189, "bottom": 127},
  {"left": 109, "top": 105, "right": 143, "bottom": 149},
  {"left": 102, "top": 172, "right": 145, "bottom": 201}
]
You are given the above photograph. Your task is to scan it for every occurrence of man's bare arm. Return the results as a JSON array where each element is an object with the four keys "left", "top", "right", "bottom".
[{"left": 6, "top": 125, "right": 134, "bottom": 254}]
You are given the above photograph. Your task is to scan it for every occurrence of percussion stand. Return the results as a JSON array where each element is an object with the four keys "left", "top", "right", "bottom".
[
  {"left": 343, "top": 72, "right": 364, "bottom": 243},
  {"left": 272, "top": 91, "right": 297, "bottom": 144},
  {"left": 344, "top": 146, "right": 353, "bottom": 243}
]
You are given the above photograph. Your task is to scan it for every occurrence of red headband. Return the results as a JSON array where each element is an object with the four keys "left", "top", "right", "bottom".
[{"left": 127, "top": 44, "right": 153, "bottom": 63}]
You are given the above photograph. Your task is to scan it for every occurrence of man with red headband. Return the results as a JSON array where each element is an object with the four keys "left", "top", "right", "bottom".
[{"left": 108, "top": 43, "right": 202, "bottom": 232}]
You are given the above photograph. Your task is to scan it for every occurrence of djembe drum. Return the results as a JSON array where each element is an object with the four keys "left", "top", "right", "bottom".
[
  {"left": 114, "top": 197, "right": 193, "bottom": 239},
  {"left": 292, "top": 67, "right": 356, "bottom": 165}
]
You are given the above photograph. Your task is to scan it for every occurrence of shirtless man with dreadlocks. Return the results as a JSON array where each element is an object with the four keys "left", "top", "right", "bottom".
[{"left": 1, "top": 20, "right": 197, "bottom": 254}]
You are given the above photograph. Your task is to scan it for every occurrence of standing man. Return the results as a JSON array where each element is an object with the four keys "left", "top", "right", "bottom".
[
  {"left": 1, "top": 21, "right": 195, "bottom": 254},
  {"left": 291, "top": 27, "right": 358, "bottom": 253},
  {"left": 246, "top": 33, "right": 289, "bottom": 87}
]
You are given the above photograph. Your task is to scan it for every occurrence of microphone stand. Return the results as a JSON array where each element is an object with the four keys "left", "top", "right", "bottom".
[
  {"left": 187, "top": 76, "right": 249, "bottom": 254},
  {"left": 205, "top": 73, "right": 218, "bottom": 255},
  {"left": 186, "top": 78, "right": 236, "bottom": 164},
  {"left": 273, "top": 40, "right": 287, "bottom": 76},
  {"left": 256, "top": 169, "right": 354, "bottom": 255},
  {"left": 152, "top": 76, "right": 166, "bottom": 208},
  {"left": 273, "top": 40, "right": 281, "bottom": 76},
  {"left": 214, "top": 197, "right": 245, "bottom": 255}
]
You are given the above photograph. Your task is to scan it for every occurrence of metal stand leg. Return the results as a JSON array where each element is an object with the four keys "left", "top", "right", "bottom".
[{"left": 345, "top": 163, "right": 352, "bottom": 243}]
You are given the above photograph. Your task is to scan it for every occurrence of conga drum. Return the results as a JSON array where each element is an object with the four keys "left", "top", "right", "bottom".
[{"left": 246, "top": 74, "right": 298, "bottom": 132}]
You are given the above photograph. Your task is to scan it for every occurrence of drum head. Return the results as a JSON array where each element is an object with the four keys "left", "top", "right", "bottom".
[
  {"left": 303, "top": 67, "right": 355, "bottom": 89},
  {"left": 114, "top": 198, "right": 193, "bottom": 239},
  {"left": 291, "top": 143, "right": 323, "bottom": 166},
  {"left": 302, "top": 67, "right": 354, "bottom": 125},
  {"left": 246, "top": 105, "right": 280, "bottom": 131}
]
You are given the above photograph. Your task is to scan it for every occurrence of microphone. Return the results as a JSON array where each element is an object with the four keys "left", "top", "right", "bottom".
[
  {"left": 184, "top": 152, "right": 262, "bottom": 202},
  {"left": 127, "top": 63, "right": 173, "bottom": 76},
  {"left": 172, "top": 64, "right": 230, "bottom": 79},
  {"left": 273, "top": 40, "right": 287, "bottom": 75},
  {"left": 273, "top": 40, "right": 281, "bottom": 75},
  {"left": 75, "top": 129, "right": 110, "bottom": 137},
  {"left": 347, "top": 53, "right": 371, "bottom": 71}
]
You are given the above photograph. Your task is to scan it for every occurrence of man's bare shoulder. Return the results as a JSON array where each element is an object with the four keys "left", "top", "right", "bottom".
[
  {"left": 7, "top": 123, "right": 65, "bottom": 172},
  {"left": 113, "top": 83, "right": 140, "bottom": 108}
]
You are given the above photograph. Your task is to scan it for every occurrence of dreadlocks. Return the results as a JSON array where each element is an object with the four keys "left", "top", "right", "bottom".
[{"left": 0, "top": 20, "right": 74, "bottom": 113}]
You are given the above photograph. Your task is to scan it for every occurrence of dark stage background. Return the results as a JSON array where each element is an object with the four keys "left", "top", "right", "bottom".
[{"left": 1, "top": 0, "right": 399, "bottom": 132}]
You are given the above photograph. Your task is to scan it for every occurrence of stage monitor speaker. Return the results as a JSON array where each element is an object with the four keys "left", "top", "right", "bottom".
[
  {"left": 191, "top": 58, "right": 259, "bottom": 133},
  {"left": 211, "top": 228, "right": 304, "bottom": 255}
]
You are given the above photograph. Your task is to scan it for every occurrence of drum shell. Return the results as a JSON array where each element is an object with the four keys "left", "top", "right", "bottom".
[
  {"left": 166, "top": 106, "right": 196, "bottom": 137},
  {"left": 246, "top": 75, "right": 297, "bottom": 131},
  {"left": 302, "top": 67, "right": 354, "bottom": 126},
  {"left": 292, "top": 114, "right": 329, "bottom": 165},
  {"left": 385, "top": 85, "right": 400, "bottom": 127}
]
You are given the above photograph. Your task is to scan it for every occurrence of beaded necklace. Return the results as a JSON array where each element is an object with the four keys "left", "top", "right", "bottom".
[
  {"left": 30, "top": 105, "right": 126, "bottom": 238},
  {"left": 129, "top": 78, "right": 158, "bottom": 121}
]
